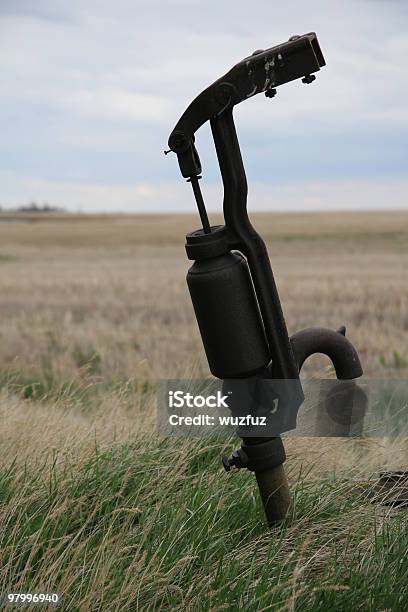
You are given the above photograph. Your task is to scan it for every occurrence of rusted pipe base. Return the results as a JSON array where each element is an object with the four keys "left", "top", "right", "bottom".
[{"left": 255, "top": 465, "right": 291, "bottom": 526}]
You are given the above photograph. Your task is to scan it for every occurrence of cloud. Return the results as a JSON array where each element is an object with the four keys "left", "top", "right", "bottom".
[
  {"left": 1, "top": 171, "right": 406, "bottom": 214},
  {"left": 0, "top": 0, "right": 407, "bottom": 211},
  {"left": 0, "top": 0, "right": 73, "bottom": 22}
]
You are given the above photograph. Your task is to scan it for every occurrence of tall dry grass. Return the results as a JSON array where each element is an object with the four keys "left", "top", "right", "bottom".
[{"left": 0, "top": 211, "right": 407, "bottom": 610}]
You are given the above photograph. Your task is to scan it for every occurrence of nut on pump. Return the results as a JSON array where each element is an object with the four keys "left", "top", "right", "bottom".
[{"left": 166, "top": 33, "right": 363, "bottom": 526}]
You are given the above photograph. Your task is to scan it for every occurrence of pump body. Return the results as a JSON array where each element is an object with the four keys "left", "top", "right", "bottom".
[
  {"left": 187, "top": 248, "right": 269, "bottom": 379},
  {"left": 167, "top": 32, "right": 363, "bottom": 525}
]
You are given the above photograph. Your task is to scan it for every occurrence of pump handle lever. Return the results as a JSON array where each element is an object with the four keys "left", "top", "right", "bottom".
[{"left": 168, "top": 32, "right": 325, "bottom": 177}]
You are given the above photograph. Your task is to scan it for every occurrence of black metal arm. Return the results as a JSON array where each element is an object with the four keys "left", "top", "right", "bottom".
[
  {"left": 210, "top": 108, "right": 298, "bottom": 380},
  {"left": 168, "top": 32, "right": 325, "bottom": 179}
]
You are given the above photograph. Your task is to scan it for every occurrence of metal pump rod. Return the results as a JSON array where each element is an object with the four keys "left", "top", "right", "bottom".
[{"left": 188, "top": 176, "right": 211, "bottom": 234}]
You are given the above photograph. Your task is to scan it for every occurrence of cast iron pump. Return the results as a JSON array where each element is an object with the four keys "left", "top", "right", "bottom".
[{"left": 167, "top": 33, "right": 363, "bottom": 525}]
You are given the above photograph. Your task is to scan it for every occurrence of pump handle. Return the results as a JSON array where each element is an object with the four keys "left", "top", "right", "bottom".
[{"left": 168, "top": 32, "right": 325, "bottom": 177}]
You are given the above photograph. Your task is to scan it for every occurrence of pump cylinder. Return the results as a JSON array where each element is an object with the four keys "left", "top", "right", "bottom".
[{"left": 187, "top": 251, "right": 270, "bottom": 378}]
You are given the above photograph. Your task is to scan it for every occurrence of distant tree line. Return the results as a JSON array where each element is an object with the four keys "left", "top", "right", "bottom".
[{"left": 0, "top": 202, "right": 65, "bottom": 213}]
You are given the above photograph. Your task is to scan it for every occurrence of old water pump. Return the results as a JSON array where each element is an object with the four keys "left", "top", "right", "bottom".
[{"left": 167, "top": 33, "right": 363, "bottom": 525}]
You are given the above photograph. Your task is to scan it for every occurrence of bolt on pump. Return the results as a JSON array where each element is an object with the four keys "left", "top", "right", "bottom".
[{"left": 166, "top": 33, "right": 363, "bottom": 526}]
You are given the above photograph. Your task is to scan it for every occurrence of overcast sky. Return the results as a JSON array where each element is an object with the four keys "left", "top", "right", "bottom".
[{"left": 1, "top": 0, "right": 407, "bottom": 212}]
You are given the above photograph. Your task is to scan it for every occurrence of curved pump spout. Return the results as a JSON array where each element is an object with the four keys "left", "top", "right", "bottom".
[{"left": 290, "top": 326, "right": 363, "bottom": 379}]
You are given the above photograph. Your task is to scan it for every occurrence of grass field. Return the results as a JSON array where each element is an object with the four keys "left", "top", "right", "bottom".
[{"left": 0, "top": 211, "right": 408, "bottom": 610}]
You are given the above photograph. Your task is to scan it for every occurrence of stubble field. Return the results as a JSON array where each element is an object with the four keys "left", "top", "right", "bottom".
[{"left": 0, "top": 210, "right": 408, "bottom": 610}]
